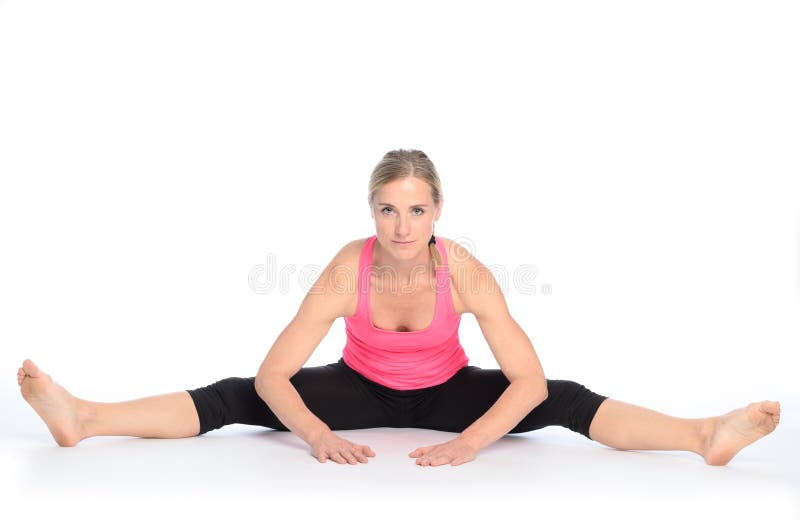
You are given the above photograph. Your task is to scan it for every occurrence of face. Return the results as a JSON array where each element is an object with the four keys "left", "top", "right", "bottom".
[{"left": 370, "top": 177, "right": 442, "bottom": 261}]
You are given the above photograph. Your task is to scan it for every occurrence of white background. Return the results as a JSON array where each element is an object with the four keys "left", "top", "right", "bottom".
[{"left": 1, "top": 1, "right": 798, "bottom": 528}]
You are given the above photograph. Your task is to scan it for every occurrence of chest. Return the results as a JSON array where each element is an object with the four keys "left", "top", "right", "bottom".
[{"left": 369, "top": 274, "right": 438, "bottom": 332}]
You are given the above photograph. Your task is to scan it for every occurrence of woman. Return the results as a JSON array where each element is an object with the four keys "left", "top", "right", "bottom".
[{"left": 18, "top": 149, "right": 780, "bottom": 467}]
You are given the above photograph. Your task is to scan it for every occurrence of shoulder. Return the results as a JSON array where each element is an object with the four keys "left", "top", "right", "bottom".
[
  {"left": 437, "top": 235, "right": 508, "bottom": 318},
  {"left": 436, "top": 236, "right": 466, "bottom": 267},
  {"left": 335, "top": 237, "right": 369, "bottom": 268},
  {"left": 315, "top": 237, "right": 369, "bottom": 317},
  {"left": 315, "top": 236, "right": 365, "bottom": 267},
  {"left": 436, "top": 235, "right": 476, "bottom": 281},
  {"left": 320, "top": 237, "right": 370, "bottom": 286}
]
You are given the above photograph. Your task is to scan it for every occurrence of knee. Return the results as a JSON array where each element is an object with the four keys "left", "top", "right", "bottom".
[
  {"left": 187, "top": 377, "right": 253, "bottom": 434},
  {"left": 545, "top": 379, "right": 585, "bottom": 402},
  {"left": 546, "top": 379, "right": 609, "bottom": 439}
]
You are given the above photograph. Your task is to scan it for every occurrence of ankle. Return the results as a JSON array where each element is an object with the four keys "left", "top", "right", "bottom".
[
  {"left": 75, "top": 399, "right": 97, "bottom": 440},
  {"left": 694, "top": 416, "right": 716, "bottom": 457}
]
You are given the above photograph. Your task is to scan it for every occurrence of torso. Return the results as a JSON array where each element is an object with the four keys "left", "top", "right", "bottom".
[{"left": 342, "top": 236, "right": 466, "bottom": 331}]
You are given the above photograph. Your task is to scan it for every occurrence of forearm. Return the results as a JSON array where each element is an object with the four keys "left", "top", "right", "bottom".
[
  {"left": 458, "top": 379, "right": 547, "bottom": 451},
  {"left": 255, "top": 375, "right": 331, "bottom": 445}
]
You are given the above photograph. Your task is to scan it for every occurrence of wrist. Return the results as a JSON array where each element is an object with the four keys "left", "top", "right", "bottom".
[
  {"left": 457, "top": 431, "right": 485, "bottom": 451},
  {"left": 305, "top": 425, "right": 331, "bottom": 446}
]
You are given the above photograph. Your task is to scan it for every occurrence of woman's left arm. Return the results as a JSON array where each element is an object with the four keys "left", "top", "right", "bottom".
[
  {"left": 408, "top": 243, "right": 549, "bottom": 466},
  {"left": 455, "top": 249, "right": 548, "bottom": 452}
]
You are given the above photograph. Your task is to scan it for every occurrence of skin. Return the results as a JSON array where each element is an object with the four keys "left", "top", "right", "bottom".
[
  {"left": 369, "top": 177, "right": 550, "bottom": 464},
  {"left": 370, "top": 176, "right": 442, "bottom": 281},
  {"left": 17, "top": 176, "right": 782, "bottom": 467}
]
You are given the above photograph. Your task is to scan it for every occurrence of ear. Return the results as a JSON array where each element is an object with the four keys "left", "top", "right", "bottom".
[{"left": 434, "top": 198, "right": 443, "bottom": 222}]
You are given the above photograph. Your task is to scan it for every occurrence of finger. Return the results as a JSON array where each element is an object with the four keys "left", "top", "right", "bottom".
[
  {"left": 420, "top": 453, "right": 449, "bottom": 466},
  {"left": 417, "top": 453, "right": 438, "bottom": 466},
  {"left": 351, "top": 448, "right": 368, "bottom": 463},
  {"left": 341, "top": 449, "right": 358, "bottom": 465},
  {"left": 410, "top": 446, "right": 432, "bottom": 457},
  {"left": 357, "top": 447, "right": 374, "bottom": 461}
]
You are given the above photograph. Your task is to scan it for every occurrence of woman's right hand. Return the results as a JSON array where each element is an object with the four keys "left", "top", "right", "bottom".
[{"left": 309, "top": 429, "right": 376, "bottom": 464}]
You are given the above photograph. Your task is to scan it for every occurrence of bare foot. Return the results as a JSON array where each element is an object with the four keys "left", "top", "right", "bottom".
[
  {"left": 701, "top": 400, "right": 781, "bottom": 466},
  {"left": 18, "top": 359, "right": 85, "bottom": 447}
]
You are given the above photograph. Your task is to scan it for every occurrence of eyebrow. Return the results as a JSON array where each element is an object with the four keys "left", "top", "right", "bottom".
[{"left": 378, "top": 202, "right": 430, "bottom": 208}]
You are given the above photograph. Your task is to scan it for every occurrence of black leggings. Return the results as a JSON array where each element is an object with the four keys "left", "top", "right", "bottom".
[{"left": 186, "top": 357, "right": 609, "bottom": 440}]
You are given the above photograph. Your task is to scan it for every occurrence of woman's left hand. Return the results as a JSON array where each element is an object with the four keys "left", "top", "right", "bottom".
[{"left": 409, "top": 436, "right": 478, "bottom": 467}]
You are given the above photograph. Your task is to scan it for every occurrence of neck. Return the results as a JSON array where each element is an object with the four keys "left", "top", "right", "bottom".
[{"left": 373, "top": 239, "right": 434, "bottom": 284}]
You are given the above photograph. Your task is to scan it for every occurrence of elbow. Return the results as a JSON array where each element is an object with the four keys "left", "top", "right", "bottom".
[
  {"left": 255, "top": 370, "right": 290, "bottom": 394},
  {"left": 531, "top": 378, "right": 548, "bottom": 403},
  {"left": 513, "top": 377, "right": 548, "bottom": 402},
  {"left": 254, "top": 375, "right": 266, "bottom": 397},
  {"left": 538, "top": 385, "right": 548, "bottom": 403},
  {"left": 254, "top": 371, "right": 275, "bottom": 395}
]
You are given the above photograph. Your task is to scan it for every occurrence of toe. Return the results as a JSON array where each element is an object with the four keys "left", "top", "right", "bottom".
[
  {"left": 760, "top": 401, "right": 780, "bottom": 415},
  {"left": 22, "top": 359, "right": 41, "bottom": 378}
]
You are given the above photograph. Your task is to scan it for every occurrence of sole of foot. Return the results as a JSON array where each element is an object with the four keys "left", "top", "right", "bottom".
[
  {"left": 18, "top": 359, "right": 84, "bottom": 447},
  {"left": 703, "top": 400, "right": 781, "bottom": 466}
]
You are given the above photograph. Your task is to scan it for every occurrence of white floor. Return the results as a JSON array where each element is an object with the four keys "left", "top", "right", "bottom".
[{"left": 3, "top": 392, "right": 798, "bottom": 530}]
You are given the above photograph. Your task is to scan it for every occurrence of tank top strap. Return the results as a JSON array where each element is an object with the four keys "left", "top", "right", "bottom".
[
  {"left": 432, "top": 236, "right": 455, "bottom": 317},
  {"left": 433, "top": 235, "right": 450, "bottom": 270},
  {"left": 355, "top": 235, "right": 377, "bottom": 317},
  {"left": 355, "top": 234, "right": 455, "bottom": 320}
]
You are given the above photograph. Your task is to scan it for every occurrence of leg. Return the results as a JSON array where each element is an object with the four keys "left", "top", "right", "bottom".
[
  {"left": 588, "top": 397, "right": 782, "bottom": 465},
  {"left": 412, "top": 366, "right": 608, "bottom": 439},
  {"left": 18, "top": 359, "right": 202, "bottom": 446},
  {"left": 18, "top": 357, "right": 395, "bottom": 446},
  {"left": 412, "top": 366, "right": 782, "bottom": 465},
  {"left": 588, "top": 399, "right": 705, "bottom": 453},
  {"left": 187, "top": 359, "right": 395, "bottom": 435}
]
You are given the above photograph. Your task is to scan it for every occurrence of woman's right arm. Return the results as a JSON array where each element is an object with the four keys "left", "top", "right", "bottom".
[{"left": 254, "top": 241, "right": 356, "bottom": 447}]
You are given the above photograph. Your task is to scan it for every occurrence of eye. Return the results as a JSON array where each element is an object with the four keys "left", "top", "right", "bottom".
[{"left": 380, "top": 207, "right": 424, "bottom": 215}]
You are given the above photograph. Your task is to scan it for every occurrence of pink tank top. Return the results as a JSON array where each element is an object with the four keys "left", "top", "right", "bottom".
[{"left": 342, "top": 235, "right": 470, "bottom": 390}]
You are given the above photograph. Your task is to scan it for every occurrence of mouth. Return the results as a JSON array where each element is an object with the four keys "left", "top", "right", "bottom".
[{"left": 392, "top": 240, "right": 415, "bottom": 245}]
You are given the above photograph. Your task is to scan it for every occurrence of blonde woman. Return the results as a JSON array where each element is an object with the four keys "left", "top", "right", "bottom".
[{"left": 18, "top": 149, "right": 780, "bottom": 467}]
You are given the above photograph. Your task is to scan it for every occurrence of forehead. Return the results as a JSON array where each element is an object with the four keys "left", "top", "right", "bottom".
[{"left": 375, "top": 177, "right": 432, "bottom": 202}]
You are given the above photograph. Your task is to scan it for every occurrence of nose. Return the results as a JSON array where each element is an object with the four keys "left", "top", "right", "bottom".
[{"left": 395, "top": 214, "right": 410, "bottom": 237}]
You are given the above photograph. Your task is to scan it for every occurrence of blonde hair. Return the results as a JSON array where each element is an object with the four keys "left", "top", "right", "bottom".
[{"left": 368, "top": 149, "right": 443, "bottom": 268}]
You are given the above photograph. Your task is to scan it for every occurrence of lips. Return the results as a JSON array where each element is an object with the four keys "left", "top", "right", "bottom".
[{"left": 393, "top": 240, "right": 414, "bottom": 244}]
